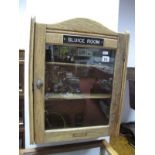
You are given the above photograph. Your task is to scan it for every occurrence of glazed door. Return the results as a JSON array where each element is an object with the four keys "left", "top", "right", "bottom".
[
  {"left": 29, "top": 18, "right": 129, "bottom": 145},
  {"left": 33, "top": 23, "right": 127, "bottom": 144},
  {"left": 44, "top": 44, "right": 116, "bottom": 130}
]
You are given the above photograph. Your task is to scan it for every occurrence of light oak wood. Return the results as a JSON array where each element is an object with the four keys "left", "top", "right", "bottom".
[
  {"left": 102, "top": 140, "right": 118, "bottom": 155},
  {"left": 46, "top": 29, "right": 118, "bottom": 40},
  {"left": 44, "top": 126, "right": 109, "bottom": 143},
  {"left": 46, "top": 33, "right": 62, "bottom": 45},
  {"left": 29, "top": 18, "right": 129, "bottom": 144},
  {"left": 46, "top": 33, "right": 117, "bottom": 49},
  {"left": 46, "top": 93, "right": 111, "bottom": 100},
  {"left": 29, "top": 17, "right": 35, "bottom": 144},
  {"left": 116, "top": 33, "right": 129, "bottom": 134},
  {"left": 104, "top": 38, "right": 117, "bottom": 49},
  {"left": 46, "top": 18, "right": 117, "bottom": 36},
  {"left": 19, "top": 149, "right": 24, "bottom": 155},
  {"left": 33, "top": 23, "right": 46, "bottom": 144},
  {"left": 109, "top": 33, "right": 129, "bottom": 136}
]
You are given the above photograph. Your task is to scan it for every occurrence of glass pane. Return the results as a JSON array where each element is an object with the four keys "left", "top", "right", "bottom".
[
  {"left": 45, "top": 44, "right": 115, "bottom": 130},
  {"left": 45, "top": 99, "right": 111, "bottom": 129}
]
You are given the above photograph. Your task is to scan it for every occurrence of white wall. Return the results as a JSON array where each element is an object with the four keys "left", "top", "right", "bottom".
[
  {"left": 121, "top": 81, "right": 135, "bottom": 122},
  {"left": 19, "top": 0, "right": 120, "bottom": 154},
  {"left": 118, "top": 0, "right": 135, "bottom": 123},
  {"left": 20, "top": 0, "right": 120, "bottom": 51},
  {"left": 118, "top": 0, "right": 135, "bottom": 67}
]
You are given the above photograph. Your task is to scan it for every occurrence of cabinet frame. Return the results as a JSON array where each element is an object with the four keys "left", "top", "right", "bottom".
[{"left": 29, "top": 18, "right": 129, "bottom": 144}]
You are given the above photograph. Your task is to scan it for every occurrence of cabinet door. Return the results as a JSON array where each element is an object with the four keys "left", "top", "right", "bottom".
[
  {"left": 33, "top": 28, "right": 115, "bottom": 144},
  {"left": 32, "top": 23, "right": 129, "bottom": 144},
  {"left": 44, "top": 45, "right": 115, "bottom": 130},
  {"left": 44, "top": 46, "right": 116, "bottom": 143}
]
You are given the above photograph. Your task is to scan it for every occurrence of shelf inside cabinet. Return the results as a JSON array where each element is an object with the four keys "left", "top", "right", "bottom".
[
  {"left": 19, "top": 60, "right": 24, "bottom": 64},
  {"left": 19, "top": 118, "right": 24, "bottom": 126},
  {"left": 46, "top": 62, "right": 106, "bottom": 68},
  {"left": 19, "top": 89, "right": 24, "bottom": 98},
  {"left": 45, "top": 93, "right": 111, "bottom": 100}
]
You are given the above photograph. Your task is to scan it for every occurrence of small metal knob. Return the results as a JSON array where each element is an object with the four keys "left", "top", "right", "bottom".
[{"left": 35, "top": 80, "right": 43, "bottom": 89}]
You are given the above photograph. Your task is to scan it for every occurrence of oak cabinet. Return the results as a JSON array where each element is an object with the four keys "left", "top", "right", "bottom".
[{"left": 29, "top": 18, "right": 129, "bottom": 144}]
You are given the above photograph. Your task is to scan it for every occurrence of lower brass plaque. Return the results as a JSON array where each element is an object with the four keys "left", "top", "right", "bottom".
[{"left": 72, "top": 132, "right": 88, "bottom": 137}]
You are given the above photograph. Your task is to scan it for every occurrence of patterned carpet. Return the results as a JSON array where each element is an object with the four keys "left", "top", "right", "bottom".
[{"left": 110, "top": 135, "right": 135, "bottom": 155}]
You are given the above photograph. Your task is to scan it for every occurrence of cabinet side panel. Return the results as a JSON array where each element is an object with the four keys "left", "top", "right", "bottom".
[
  {"left": 109, "top": 33, "right": 129, "bottom": 136},
  {"left": 33, "top": 24, "right": 46, "bottom": 143},
  {"left": 117, "top": 34, "right": 129, "bottom": 133},
  {"left": 29, "top": 18, "right": 35, "bottom": 144}
]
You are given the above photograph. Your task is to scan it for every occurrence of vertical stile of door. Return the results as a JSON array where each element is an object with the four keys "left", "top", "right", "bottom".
[
  {"left": 29, "top": 17, "right": 35, "bottom": 144},
  {"left": 109, "top": 33, "right": 129, "bottom": 136},
  {"left": 33, "top": 24, "right": 46, "bottom": 143}
]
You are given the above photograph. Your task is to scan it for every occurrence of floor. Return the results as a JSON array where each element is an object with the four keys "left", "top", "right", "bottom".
[{"left": 110, "top": 135, "right": 135, "bottom": 155}]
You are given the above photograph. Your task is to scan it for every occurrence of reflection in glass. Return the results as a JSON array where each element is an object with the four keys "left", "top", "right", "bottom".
[
  {"left": 45, "top": 99, "right": 111, "bottom": 130},
  {"left": 44, "top": 44, "right": 115, "bottom": 130}
]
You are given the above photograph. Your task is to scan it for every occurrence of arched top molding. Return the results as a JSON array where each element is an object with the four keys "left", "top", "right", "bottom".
[{"left": 46, "top": 18, "right": 117, "bottom": 36}]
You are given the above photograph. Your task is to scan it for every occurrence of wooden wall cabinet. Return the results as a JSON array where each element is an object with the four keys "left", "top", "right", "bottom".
[{"left": 29, "top": 18, "right": 129, "bottom": 144}]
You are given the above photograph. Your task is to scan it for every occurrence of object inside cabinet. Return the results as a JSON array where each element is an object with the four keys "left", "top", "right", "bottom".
[{"left": 44, "top": 44, "right": 115, "bottom": 130}]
